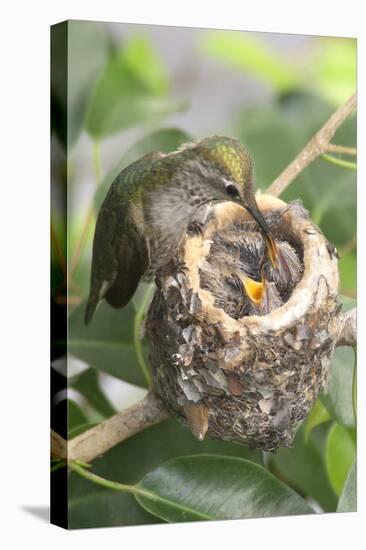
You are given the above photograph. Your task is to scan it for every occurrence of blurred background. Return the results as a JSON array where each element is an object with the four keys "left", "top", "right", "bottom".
[{"left": 51, "top": 20, "right": 356, "bottom": 527}]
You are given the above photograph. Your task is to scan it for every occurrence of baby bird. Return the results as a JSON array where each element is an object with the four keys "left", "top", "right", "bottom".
[{"left": 200, "top": 229, "right": 303, "bottom": 318}]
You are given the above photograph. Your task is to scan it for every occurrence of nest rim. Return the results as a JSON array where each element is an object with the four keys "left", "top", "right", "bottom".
[{"left": 182, "top": 194, "right": 339, "bottom": 337}]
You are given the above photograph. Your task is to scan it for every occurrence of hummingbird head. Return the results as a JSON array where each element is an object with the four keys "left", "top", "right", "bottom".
[{"left": 179, "top": 136, "right": 279, "bottom": 268}]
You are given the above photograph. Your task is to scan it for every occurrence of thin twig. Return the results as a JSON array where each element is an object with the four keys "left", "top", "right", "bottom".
[
  {"left": 267, "top": 93, "right": 356, "bottom": 197},
  {"left": 51, "top": 391, "right": 169, "bottom": 464},
  {"left": 327, "top": 144, "right": 357, "bottom": 156}
]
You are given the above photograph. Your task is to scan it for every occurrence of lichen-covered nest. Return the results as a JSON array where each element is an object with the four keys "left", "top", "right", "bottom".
[{"left": 146, "top": 195, "right": 340, "bottom": 451}]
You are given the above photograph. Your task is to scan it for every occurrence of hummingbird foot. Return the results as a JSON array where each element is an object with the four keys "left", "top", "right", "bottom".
[
  {"left": 155, "top": 258, "right": 188, "bottom": 279},
  {"left": 187, "top": 221, "right": 204, "bottom": 236}
]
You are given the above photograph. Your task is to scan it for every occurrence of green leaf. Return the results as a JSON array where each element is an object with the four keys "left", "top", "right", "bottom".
[
  {"left": 121, "top": 35, "right": 169, "bottom": 96},
  {"left": 86, "top": 37, "right": 183, "bottom": 139},
  {"left": 68, "top": 418, "right": 261, "bottom": 528},
  {"left": 270, "top": 423, "right": 337, "bottom": 512},
  {"left": 321, "top": 345, "right": 356, "bottom": 429},
  {"left": 338, "top": 295, "right": 357, "bottom": 313},
  {"left": 304, "top": 400, "right": 331, "bottom": 443},
  {"left": 321, "top": 296, "right": 356, "bottom": 428},
  {"left": 51, "top": 21, "right": 112, "bottom": 148},
  {"left": 325, "top": 422, "right": 356, "bottom": 496},
  {"left": 68, "top": 301, "right": 147, "bottom": 387},
  {"left": 136, "top": 455, "right": 312, "bottom": 522},
  {"left": 69, "top": 491, "right": 160, "bottom": 529},
  {"left": 71, "top": 367, "right": 116, "bottom": 418},
  {"left": 95, "top": 128, "right": 192, "bottom": 211},
  {"left": 337, "top": 459, "right": 357, "bottom": 512},
  {"left": 201, "top": 31, "right": 297, "bottom": 92},
  {"left": 68, "top": 399, "right": 88, "bottom": 435}
]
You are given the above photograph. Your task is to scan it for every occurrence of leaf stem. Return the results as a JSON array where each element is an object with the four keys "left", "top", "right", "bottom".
[
  {"left": 51, "top": 460, "right": 66, "bottom": 473},
  {"left": 68, "top": 461, "right": 211, "bottom": 521},
  {"left": 69, "top": 461, "right": 136, "bottom": 495},
  {"left": 320, "top": 153, "right": 357, "bottom": 171}
]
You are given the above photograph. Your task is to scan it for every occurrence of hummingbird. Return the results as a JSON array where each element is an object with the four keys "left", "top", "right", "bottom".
[{"left": 85, "top": 136, "right": 279, "bottom": 324}]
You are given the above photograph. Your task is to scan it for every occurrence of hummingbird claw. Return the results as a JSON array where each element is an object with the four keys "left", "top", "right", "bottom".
[
  {"left": 156, "top": 258, "right": 188, "bottom": 279},
  {"left": 187, "top": 221, "right": 204, "bottom": 236}
]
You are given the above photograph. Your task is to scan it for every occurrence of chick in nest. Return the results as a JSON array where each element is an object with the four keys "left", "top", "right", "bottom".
[{"left": 200, "top": 230, "right": 303, "bottom": 318}]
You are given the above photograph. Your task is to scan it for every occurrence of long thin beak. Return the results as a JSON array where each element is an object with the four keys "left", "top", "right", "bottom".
[{"left": 243, "top": 202, "right": 278, "bottom": 269}]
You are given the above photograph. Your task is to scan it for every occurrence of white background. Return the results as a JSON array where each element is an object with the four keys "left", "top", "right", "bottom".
[{"left": 1, "top": 0, "right": 364, "bottom": 548}]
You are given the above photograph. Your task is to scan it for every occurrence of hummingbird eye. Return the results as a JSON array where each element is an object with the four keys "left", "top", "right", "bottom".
[{"left": 226, "top": 184, "right": 240, "bottom": 197}]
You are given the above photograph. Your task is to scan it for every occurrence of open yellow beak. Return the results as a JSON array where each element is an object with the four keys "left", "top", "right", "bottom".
[{"left": 241, "top": 274, "right": 265, "bottom": 304}]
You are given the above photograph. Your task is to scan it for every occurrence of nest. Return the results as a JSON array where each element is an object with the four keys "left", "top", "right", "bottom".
[{"left": 146, "top": 195, "right": 340, "bottom": 451}]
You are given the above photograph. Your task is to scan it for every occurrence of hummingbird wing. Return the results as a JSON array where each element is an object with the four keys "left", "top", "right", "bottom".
[{"left": 84, "top": 178, "right": 149, "bottom": 325}]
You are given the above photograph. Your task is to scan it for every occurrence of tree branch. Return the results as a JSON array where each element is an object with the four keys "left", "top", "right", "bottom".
[
  {"left": 51, "top": 429, "right": 67, "bottom": 460},
  {"left": 51, "top": 390, "right": 169, "bottom": 464},
  {"left": 267, "top": 93, "right": 356, "bottom": 197}
]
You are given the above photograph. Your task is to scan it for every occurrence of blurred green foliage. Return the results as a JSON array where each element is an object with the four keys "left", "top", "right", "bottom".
[
  {"left": 202, "top": 32, "right": 298, "bottom": 92},
  {"left": 51, "top": 22, "right": 357, "bottom": 528},
  {"left": 337, "top": 459, "right": 357, "bottom": 512},
  {"left": 325, "top": 423, "right": 356, "bottom": 496},
  {"left": 51, "top": 21, "right": 113, "bottom": 148},
  {"left": 202, "top": 31, "right": 356, "bottom": 106},
  {"left": 86, "top": 35, "right": 185, "bottom": 139}
]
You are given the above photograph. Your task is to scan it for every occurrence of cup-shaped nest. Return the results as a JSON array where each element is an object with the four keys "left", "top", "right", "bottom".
[{"left": 146, "top": 195, "right": 340, "bottom": 451}]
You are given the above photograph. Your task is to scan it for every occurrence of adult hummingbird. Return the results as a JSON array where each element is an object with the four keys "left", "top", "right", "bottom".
[{"left": 85, "top": 136, "right": 279, "bottom": 324}]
